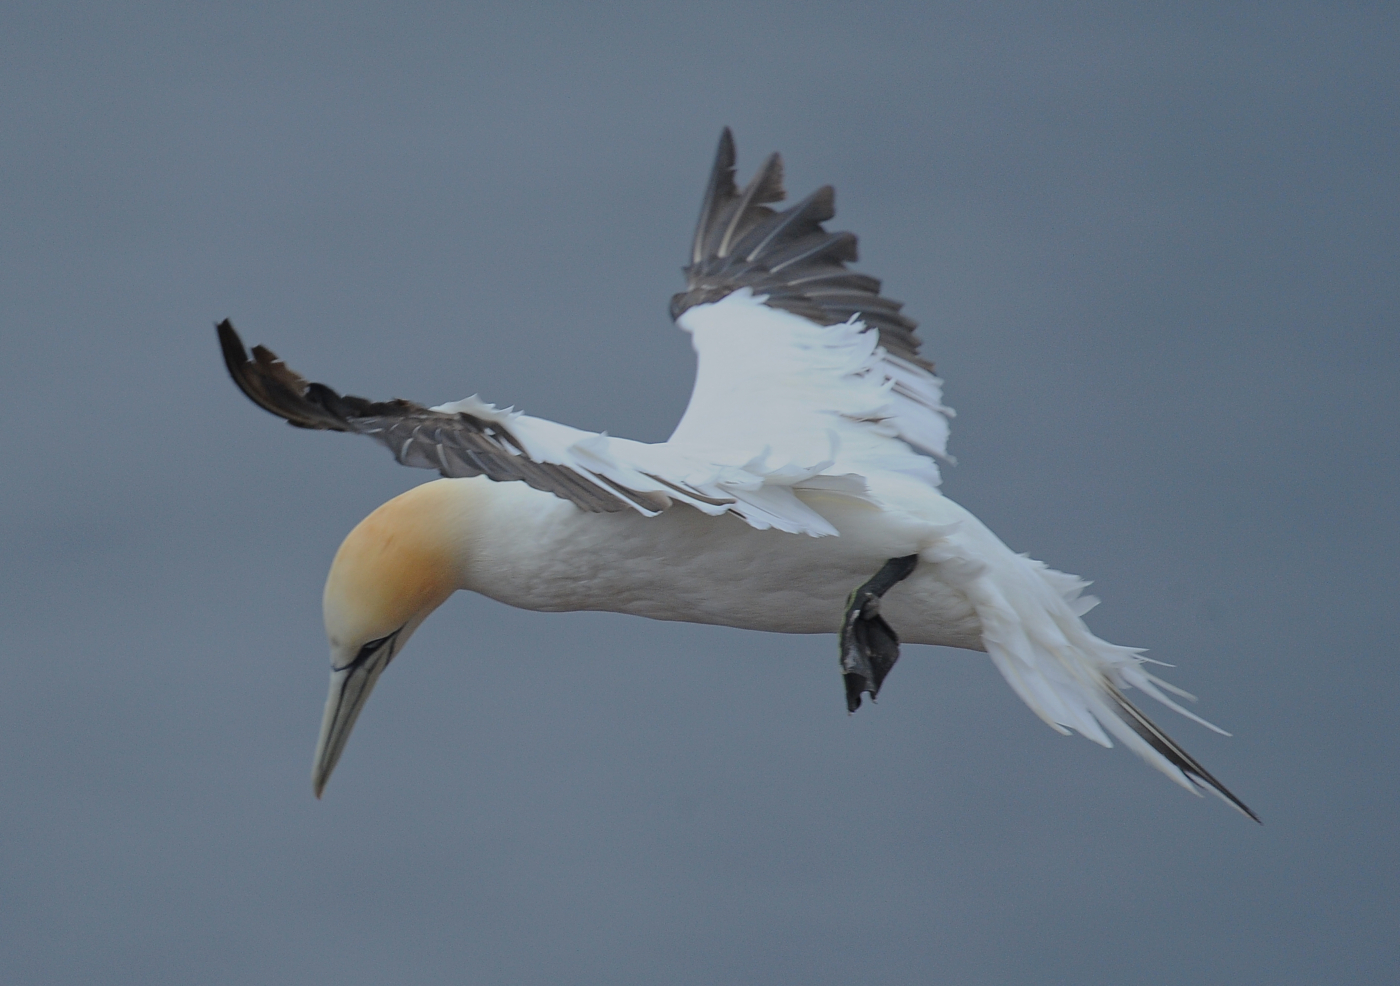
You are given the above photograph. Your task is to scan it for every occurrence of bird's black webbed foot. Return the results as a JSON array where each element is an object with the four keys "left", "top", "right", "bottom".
[{"left": 840, "top": 555, "right": 919, "bottom": 712}]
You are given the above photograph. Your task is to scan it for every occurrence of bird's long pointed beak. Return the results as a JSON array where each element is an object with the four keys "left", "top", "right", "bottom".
[{"left": 312, "top": 633, "right": 398, "bottom": 798}]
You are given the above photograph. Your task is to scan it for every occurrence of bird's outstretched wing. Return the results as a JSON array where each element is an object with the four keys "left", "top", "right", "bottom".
[
  {"left": 218, "top": 320, "right": 862, "bottom": 535},
  {"left": 667, "top": 129, "right": 952, "bottom": 485}
]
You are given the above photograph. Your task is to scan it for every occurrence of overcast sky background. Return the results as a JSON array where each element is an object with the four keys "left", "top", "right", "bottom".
[{"left": 2, "top": 3, "right": 1396, "bottom": 984}]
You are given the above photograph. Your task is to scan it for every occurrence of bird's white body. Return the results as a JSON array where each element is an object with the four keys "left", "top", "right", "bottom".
[{"left": 460, "top": 476, "right": 984, "bottom": 648}]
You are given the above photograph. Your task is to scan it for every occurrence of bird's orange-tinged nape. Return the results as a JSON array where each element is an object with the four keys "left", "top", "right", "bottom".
[{"left": 314, "top": 480, "right": 469, "bottom": 797}]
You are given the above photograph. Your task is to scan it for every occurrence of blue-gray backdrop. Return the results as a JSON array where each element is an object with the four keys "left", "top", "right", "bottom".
[{"left": 3, "top": 3, "right": 1396, "bottom": 984}]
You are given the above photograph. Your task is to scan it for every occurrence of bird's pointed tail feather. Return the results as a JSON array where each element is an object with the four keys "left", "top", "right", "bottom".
[{"left": 942, "top": 532, "right": 1259, "bottom": 822}]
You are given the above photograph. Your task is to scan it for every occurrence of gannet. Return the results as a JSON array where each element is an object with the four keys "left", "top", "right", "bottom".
[{"left": 218, "top": 129, "right": 1257, "bottom": 820}]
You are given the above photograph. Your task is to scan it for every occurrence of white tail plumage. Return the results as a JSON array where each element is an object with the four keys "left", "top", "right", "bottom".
[{"left": 930, "top": 516, "right": 1259, "bottom": 821}]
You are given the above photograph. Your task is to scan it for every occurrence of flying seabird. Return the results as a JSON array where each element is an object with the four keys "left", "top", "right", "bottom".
[{"left": 218, "top": 129, "right": 1257, "bottom": 820}]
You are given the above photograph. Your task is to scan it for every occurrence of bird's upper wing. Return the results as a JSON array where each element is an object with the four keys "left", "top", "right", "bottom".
[
  {"left": 219, "top": 131, "right": 946, "bottom": 537},
  {"left": 666, "top": 129, "right": 953, "bottom": 488},
  {"left": 218, "top": 321, "right": 860, "bottom": 536}
]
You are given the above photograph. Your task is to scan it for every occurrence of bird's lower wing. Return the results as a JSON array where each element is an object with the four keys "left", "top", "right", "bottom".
[{"left": 218, "top": 321, "right": 862, "bottom": 535}]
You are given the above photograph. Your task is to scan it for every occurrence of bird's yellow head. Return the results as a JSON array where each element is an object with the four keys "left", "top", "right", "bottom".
[{"left": 313, "top": 479, "right": 471, "bottom": 797}]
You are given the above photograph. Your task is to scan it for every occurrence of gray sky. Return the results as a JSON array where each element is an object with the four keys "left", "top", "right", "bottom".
[{"left": 2, "top": 3, "right": 1396, "bottom": 984}]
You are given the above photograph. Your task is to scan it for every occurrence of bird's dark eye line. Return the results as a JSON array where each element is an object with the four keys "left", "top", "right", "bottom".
[{"left": 333, "top": 628, "right": 403, "bottom": 674}]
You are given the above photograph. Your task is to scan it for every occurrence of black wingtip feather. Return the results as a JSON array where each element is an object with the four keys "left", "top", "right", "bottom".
[
  {"left": 738, "top": 185, "right": 836, "bottom": 263},
  {"left": 674, "top": 132, "right": 934, "bottom": 370},
  {"left": 691, "top": 128, "right": 739, "bottom": 265},
  {"left": 216, "top": 320, "right": 353, "bottom": 431},
  {"left": 715, "top": 151, "right": 786, "bottom": 259}
]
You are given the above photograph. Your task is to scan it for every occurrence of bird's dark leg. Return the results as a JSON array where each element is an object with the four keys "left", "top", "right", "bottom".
[{"left": 840, "top": 555, "right": 920, "bottom": 712}]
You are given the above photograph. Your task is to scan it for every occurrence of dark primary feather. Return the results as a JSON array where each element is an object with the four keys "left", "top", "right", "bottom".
[
  {"left": 216, "top": 320, "right": 648, "bottom": 513},
  {"left": 671, "top": 128, "right": 933, "bottom": 370}
]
